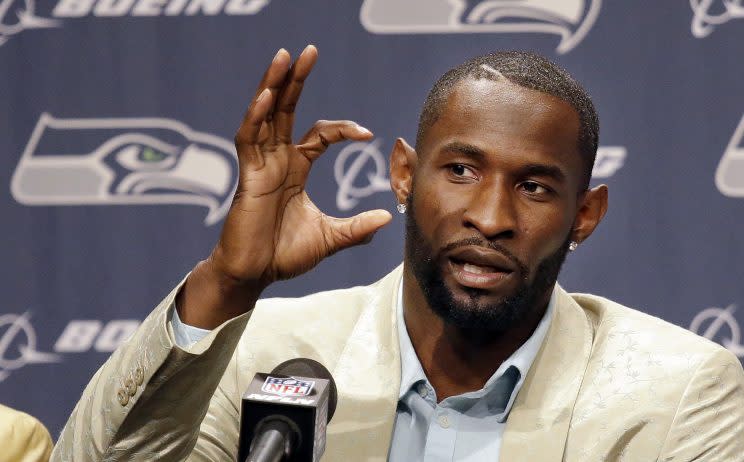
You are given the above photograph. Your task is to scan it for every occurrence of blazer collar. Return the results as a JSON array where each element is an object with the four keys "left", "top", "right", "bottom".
[
  {"left": 326, "top": 267, "right": 593, "bottom": 462},
  {"left": 325, "top": 265, "right": 403, "bottom": 461},
  {"left": 499, "top": 284, "right": 594, "bottom": 461}
]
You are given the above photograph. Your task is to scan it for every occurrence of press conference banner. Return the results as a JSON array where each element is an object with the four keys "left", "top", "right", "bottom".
[{"left": 1, "top": 0, "right": 743, "bottom": 434}]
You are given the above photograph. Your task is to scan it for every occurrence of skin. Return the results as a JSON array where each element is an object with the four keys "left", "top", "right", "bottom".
[
  {"left": 390, "top": 77, "right": 607, "bottom": 400},
  {"left": 176, "top": 46, "right": 391, "bottom": 328},
  {"left": 178, "top": 46, "right": 608, "bottom": 402}
]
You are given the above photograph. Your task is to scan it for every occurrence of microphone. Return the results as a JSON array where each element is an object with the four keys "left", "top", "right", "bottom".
[{"left": 238, "top": 358, "right": 338, "bottom": 462}]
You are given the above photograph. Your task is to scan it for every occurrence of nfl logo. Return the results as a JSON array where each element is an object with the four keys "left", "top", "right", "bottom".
[{"left": 262, "top": 376, "right": 315, "bottom": 397}]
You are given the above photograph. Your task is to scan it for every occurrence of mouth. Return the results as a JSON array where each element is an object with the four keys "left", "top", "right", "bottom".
[{"left": 446, "top": 247, "right": 518, "bottom": 290}]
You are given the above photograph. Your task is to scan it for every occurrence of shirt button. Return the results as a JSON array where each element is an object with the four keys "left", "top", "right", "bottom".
[
  {"left": 417, "top": 383, "right": 428, "bottom": 398},
  {"left": 437, "top": 414, "right": 450, "bottom": 428}
]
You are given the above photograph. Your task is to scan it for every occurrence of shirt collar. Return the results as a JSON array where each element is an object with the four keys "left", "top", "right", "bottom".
[{"left": 396, "top": 278, "right": 555, "bottom": 415}]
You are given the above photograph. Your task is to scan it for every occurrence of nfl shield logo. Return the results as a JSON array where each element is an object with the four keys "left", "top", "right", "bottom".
[{"left": 262, "top": 376, "right": 315, "bottom": 397}]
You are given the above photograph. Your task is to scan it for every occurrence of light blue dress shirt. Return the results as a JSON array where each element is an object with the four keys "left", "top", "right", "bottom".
[
  {"left": 387, "top": 283, "right": 554, "bottom": 461},
  {"left": 171, "top": 281, "right": 555, "bottom": 461}
]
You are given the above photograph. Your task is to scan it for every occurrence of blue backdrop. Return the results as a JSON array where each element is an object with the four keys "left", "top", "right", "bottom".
[{"left": 2, "top": 0, "right": 743, "bottom": 436}]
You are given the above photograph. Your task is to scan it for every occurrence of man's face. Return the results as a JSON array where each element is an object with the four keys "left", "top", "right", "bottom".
[{"left": 405, "top": 77, "right": 585, "bottom": 332}]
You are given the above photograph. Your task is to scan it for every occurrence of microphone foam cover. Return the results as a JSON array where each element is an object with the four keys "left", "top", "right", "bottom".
[{"left": 271, "top": 358, "right": 338, "bottom": 422}]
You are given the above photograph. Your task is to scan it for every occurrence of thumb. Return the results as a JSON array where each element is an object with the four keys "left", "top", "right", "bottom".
[{"left": 326, "top": 209, "right": 392, "bottom": 254}]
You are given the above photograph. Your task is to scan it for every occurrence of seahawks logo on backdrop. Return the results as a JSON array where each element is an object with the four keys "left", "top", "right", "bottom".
[
  {"left": 360, "top": 0, "right": 602, "bottom": 54},
  {"left": 11, "top": 113, "right": 237, "bottom": 225},
  {"left": 716, "top": 114, "right": 744, "bottom": 198}
]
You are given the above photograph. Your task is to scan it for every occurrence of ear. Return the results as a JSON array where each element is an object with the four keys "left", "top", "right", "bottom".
[
  {"left": 571, "top": 184, "right": 608, "bottom": 244},
  {"left": 389, "top": 137, "right": 418, "bottom": 204}
]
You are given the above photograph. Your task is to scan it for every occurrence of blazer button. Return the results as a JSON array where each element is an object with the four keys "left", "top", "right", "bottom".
[
  {"left": 124, "top": 378, "right": 137, "bottom": 396},
  {"left": 117, "top": 389, "right": 129, "bottom": 406},
  {"left": 134, "top": 366, "right": 144, "bottom": 385}
]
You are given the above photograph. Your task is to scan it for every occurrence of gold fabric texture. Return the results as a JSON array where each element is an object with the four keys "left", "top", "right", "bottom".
[
  {"left": 52, "top": 267, "right": 744, "bottom": 461},
  {"left": 0, "top": 403, "right": 54, "bottom": 462}
]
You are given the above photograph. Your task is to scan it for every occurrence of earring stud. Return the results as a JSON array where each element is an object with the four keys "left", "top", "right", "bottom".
[
  {"left": 396, "top": 203, "right": 407, "bottom": 214},
  {"left": 569, "top": 241, "right": 578, "bottom": 251}
]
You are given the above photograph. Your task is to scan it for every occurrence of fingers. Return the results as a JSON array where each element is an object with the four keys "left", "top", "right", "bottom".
[
  {"left": 235, "top": 48, "right": 291, "bottom": 146},
  {"left": 326, "top": 210, "right": 393, "bottom": 255},
  {"left": 296, "top": 120, "right": 374, "bottom": 161},
  {"left": 274, "top": 45, "right": 318, "bottom": 143},
  {"left": 252, "top": 48, "right": 291, "bottom": 114},
  {"left": 234, "top": 88, "right": 273, "bottom": 165}
]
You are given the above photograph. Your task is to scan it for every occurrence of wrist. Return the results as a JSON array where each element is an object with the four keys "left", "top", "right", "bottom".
[{"left": 176, "top": 258, "right": 264, "bottom": 329}]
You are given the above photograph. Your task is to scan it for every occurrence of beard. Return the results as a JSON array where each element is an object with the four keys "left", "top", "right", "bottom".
[{"left": 404, "top": 196, "right": 571, "bottom": 334}]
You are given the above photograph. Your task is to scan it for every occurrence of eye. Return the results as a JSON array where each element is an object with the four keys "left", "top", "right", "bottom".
[
  {"left": 520, "top": 181, "right": 551, "bottom": 195},
  {"left": 116, "top": 144, "right": 177, "bottom": 171},
  {"left": 448, "top": 163, "right": 478, "bottom": 180}
]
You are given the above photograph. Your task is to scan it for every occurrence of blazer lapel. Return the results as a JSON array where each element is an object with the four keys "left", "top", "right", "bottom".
[
  {"left": 499, "top": 285, "right": 594, "bottom": 461},
  {"left": 324, "top": 266, "right": 403, "bottom": 461}
]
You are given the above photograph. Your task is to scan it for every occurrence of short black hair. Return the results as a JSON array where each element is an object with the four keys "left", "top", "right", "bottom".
[{"left": 416, "top": 51, "right": 599, "bottom": 189}]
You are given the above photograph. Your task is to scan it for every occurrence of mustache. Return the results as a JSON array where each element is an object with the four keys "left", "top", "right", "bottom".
[{"left": 441, "top": 237, "right": 529, "bottom": 276}]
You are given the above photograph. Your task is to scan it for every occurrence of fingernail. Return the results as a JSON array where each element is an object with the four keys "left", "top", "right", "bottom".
[
  {"left": 356, "top": 125, "right": 372, "bottom": 135},
  {"left": 273, "top": 48, "right": 286, "bottom": 62},
  {"left": 256, "top": 88, "right": 270, "bottom": 102}
]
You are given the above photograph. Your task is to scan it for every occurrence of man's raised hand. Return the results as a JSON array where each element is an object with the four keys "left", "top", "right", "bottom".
[{"left": 177, "top": 46, "right": 392, "bottom": 328}]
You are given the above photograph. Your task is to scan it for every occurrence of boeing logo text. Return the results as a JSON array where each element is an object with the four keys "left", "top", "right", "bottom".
[
  {"left": 0, "top": 0, "right": 270, "bottom": 46},
  {"left": 0, "top": 314, "right": 140, "bottom": 382}
]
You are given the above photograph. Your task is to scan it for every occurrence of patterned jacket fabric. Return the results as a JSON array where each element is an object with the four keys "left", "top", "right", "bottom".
[{"left": 52, "top": 265, "right": 744, "bottom": 461}]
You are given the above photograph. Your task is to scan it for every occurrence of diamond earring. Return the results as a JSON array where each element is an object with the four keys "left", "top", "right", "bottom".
[
  {"left": 396, "top": 203, "right": 407, "bottom": 214},
  {"left": 569, "top": 241, "right": 578, "bottom": 251}
]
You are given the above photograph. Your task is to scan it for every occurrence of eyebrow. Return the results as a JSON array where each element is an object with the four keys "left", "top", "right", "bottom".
[
  {"left": 441, "top": 142, "right": 567, "bottom": 182},
  {"left": 441, "top": 141, "right": 487, "bottom": 160},
  {"left": 518, "top": 164, "right": 566, "bottom": 183}
]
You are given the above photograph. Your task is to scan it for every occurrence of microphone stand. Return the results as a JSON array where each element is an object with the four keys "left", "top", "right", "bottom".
[{"left": 245, "top": 419, "right": 296, "bottom": 462}]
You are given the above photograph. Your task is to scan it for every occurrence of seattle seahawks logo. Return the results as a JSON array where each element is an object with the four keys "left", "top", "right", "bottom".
[
  {"left": 360, "top": 0, "right": 602, "bottom": 54},
  {"left": 0, "top": 0, "right": 58, "bottom": 46},
  {"left": 716, "top": 114, "right": 744, "bottom": 198},
  {"left": 11, "top": 113, "right": 238, "bottom": 225}
]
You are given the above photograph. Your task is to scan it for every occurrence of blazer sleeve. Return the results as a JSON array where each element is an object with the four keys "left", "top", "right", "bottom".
[
  {"left": 658, "top": 346, "right": 744, "bottom": 461},
  {"left": 0, "top": 404, "right": 54, "bottom": 462},
  {"left": 51, "top": 279, "right": 251, "bottom": 461}
]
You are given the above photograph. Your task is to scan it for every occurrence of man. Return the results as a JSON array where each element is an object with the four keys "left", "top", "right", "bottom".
[
  {"left": 0, "top": 403, "right": 54, "bottom": 462},
  {"left": 53, "top": 47, "right": 744, "bottom": 461}
]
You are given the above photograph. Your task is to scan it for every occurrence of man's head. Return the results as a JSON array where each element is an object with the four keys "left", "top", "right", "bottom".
[
  {"left": 417, "top": 51, "right": 599, "bottom": 190},
  {"left": 390, "top": 51, "right": 608, "bottom": 334}
]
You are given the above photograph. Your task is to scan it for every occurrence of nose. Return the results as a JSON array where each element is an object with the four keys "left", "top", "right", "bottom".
[{"left": 461, "top": 179, "right": 517, "bottom": 240}]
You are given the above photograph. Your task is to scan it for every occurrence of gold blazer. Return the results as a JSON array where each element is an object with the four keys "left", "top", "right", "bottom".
[
  {"left": 0, "top": 403, "right": 53, "bottom": 462},
  {"left": 52, "top": 266, "right": 744, "bottom": 461}
]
